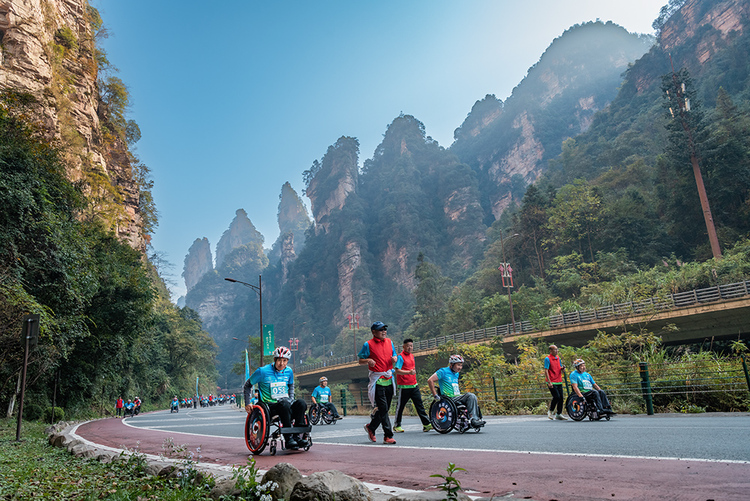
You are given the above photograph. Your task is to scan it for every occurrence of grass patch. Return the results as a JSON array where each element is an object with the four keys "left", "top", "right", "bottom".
[{"left": 0, "top": 419, "right": 217, "bottom": 500}]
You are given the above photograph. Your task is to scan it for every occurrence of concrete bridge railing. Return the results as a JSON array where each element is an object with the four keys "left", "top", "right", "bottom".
[{"left": 298, "top": 279, "right": 750, "bottom": 374}]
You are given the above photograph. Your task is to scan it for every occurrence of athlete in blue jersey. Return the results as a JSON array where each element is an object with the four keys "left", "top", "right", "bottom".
[
  {"left": 427, "top": 355, "right": 485, "bottom": 428},
  {"left": 570, "top": 359, "right": 613, "bottom": 414},
  {"left": 243, "top": 346, "right": 308, "bottom": 450},
  {"left": 311, "top": 376, "right": 342, "bottom": 419}
]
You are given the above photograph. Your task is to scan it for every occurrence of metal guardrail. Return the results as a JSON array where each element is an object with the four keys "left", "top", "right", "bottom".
[{"left": 298, "top": 280, "right": 750, "bottom": 373}]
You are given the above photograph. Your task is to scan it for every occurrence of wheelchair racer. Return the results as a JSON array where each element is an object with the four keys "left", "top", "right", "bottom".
[
  {"left": 243, "top": 346, "right": 309, "bottom": 450},
  {"left": 570, "top": 359, "right": 614, "bottom": 415},
  {"left": 427, "top": 354, "right": 486, "bottom": 428},
  {"left": 311, "top": 376, "right": 342, "bottom": 420}
]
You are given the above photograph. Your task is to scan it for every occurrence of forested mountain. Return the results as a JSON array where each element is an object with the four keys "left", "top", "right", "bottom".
[
  {"left": 178, "top": 0, "right": 750, "bottom": 390},
  {"left": 0, "top": 0, "right": 217, "bottom": 418}
]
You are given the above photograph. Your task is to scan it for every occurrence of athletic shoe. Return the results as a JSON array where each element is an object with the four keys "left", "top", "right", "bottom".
[
  {"left": 285, "top": 436, "right": 299, "bottom": 450},
  {"left": 547, "top": 410, "right": 553, "bottom": 420},
  {"left": 555, "top": 413, "right": 567, "bottom": 420},
  {"left": 470, "top": 418, "right": 485, "bottom": 428},
  {"left": 296, "top": 436, "right": 309, "bottom": 448},
  {"left": 383, "top": 437, "right": 396, "bottom": 444},
  {"left": 364, "top": 424, "right": 376, "bottom": 442},
  {"left": 422, "top": 424, "right": 433, "bottom": 432},
  {"left": 334, "top": 415, "right": 343, "bottom": 420},
  {"left": 393, "top": 426, "right": 404, "bottom": 433}
]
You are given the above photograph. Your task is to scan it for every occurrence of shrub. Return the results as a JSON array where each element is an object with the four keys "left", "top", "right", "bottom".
[
  {"left": 43, "top": 407, "right": 65, "bottom": 423},
  {"left": 23, "top": 403, "right": 43, "bottom": 421}
]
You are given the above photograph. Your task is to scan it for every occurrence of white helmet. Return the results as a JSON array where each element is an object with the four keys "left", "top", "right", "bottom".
[
  {"left": 319, "top": 376, "right": 328, "bottom": 382},
  {"left": 273, "top": 346, "right": 292, "bottom": 359},
  {"left": 573, "top": 358, "right": 585, "bottom": 367},
  {"left": 448, "top": 354, "right": 464, "bottom": 365}
]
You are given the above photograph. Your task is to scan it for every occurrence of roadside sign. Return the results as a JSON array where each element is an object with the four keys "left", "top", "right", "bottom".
[{"left": 263, "top": 324, "right": 275, "bottom": 356}]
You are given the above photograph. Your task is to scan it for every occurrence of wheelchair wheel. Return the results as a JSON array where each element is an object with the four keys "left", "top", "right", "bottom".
[
  {"left": 429, "top": 397, "right": 457, "bottom": 434},
  {"left": 565, "top": 394, "right": 587, "bottom": 421},
  {"left": 308, "top": 405, "right": 320, "bottom": 425},
  {"left": 245, "top": 405, "right": 269, "bottom": 454},
  {"left": 321, "top": 407, "right": 335, "bottom": 425}
]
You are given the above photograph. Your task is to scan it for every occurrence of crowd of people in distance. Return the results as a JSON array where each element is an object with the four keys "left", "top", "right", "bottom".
[
  {"left": 115, "top": 396, "right": 141, "bottom": 417},
  {"left": 175, "top": 394, "right": 236, "bottom": 409}
]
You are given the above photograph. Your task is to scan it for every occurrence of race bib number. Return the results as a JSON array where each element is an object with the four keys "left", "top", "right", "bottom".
[
  {"left": 270, "top": 381, "right": 288, "bottom": 399},
  {"left": 319, "top": 393, "right": 329, "bottom": 403},
  {"left": 582, "top": 379, "right": 593, "bottom": 390},
  {"left": 451, "top": 383, "right": 461, "bottom": 396}
]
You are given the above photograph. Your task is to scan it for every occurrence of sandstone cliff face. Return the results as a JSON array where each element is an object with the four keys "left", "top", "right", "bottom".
[
  {"left": 305, "top": 137, "right": 359, "bottom": 234},
  {"left": 451, "top": 22, "right": 652, "bottom": 224},
  {"left": 183, "top": 237, "right": 213, "bottom": 292},
  {"left": 0, "top": 0, "right": 144, "bottom": 249},
  {"left": 215, "top": 209, "right": 264, "bottom": 269},
  {"left": 268, "top": 182, "right": 311, "bottom": 263},
  {"left": 661, "top": 0, "right": 748, "bottom": 55}
]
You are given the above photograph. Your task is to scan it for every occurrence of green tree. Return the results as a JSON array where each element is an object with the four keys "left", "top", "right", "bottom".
[{"left": 544, "top": 180, "right": 602, "bottom": 262}]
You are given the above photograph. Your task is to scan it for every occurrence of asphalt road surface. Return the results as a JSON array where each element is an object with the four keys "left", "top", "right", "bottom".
[{"left": 75, "top": 405, "right": 750, "bottom": 500}]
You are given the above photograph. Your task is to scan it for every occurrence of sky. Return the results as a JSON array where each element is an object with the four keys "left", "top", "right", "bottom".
[{"left": 90, "top": 0, "right": 666, "bottom": 300}]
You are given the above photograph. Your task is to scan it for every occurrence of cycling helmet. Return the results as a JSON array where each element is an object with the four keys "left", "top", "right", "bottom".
[
  {"left": 448, "top": 354, "right": 464, "bottom": 365},
  {"left": 573, "top": 358, "right": 585, "bottom": 367},
  {"left": 273, "top": 346, "right": 292, "bottom": 359},
  {"left": 319, "top": 376, "right": 328, "bottom": 382}
]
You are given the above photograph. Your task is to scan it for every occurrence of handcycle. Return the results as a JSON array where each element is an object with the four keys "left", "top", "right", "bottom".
[
  {"left": 307, "top": 402, "right": 336, "bottom": 425},
  {"left": 565, "top": 392, "right": 615, "bottom": 421},
  {"left": 244, "top": 401, "right": 313, "bottom": 455},
  {"left": 428, "top": 395, "right": 484, "bottom": 434}
]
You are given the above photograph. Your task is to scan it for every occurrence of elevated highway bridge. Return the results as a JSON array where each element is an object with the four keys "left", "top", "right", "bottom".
[{"left": 295, "top": 281, "right": 750, "bottom": 397}]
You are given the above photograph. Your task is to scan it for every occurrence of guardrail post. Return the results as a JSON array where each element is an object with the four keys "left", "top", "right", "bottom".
[
  {"left": 341, "top": 389, "right": 347, "bottom": 416},
  {"left": 639, "top": 362, "right": 654, "bottom": 415},
  {"left": 492, "top": 377, "right": 498, "bottom": 402},
  {"left": 742, "top": 355, "right": 750, "bottom": 397}
]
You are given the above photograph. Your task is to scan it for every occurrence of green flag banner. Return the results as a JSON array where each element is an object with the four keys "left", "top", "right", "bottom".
[{"left": 263, "top": 324, "right": 275, "bottom": 356}]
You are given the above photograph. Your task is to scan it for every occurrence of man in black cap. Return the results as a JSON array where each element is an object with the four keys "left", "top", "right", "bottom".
[{"left": 358, "top": 321, "right": 397, "bottom": 444}]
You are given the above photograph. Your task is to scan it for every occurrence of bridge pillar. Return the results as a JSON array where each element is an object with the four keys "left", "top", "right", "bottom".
[{"left": 347, "top": 380, "right": 370, "bottom": 412}]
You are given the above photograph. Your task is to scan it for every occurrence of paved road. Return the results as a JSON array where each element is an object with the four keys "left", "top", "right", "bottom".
[{"left": 75, "top": 406, "right": 750, "bottom": 500}]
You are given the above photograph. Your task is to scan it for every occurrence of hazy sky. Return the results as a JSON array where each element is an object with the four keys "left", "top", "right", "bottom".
[{"left": 90, "top": 0, "right": 665, "bottom": 299}]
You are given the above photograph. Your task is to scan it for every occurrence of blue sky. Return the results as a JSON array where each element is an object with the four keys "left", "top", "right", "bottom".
[{"left": 91, "top": 0, "right": 665, "bottom": 299}]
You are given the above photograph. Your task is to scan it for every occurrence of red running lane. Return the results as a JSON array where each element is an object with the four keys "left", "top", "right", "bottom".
[{"left": 77, "top": 418, "right": 750, "bottom": 500}]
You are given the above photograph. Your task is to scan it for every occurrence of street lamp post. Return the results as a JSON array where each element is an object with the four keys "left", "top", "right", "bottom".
[
  {"left": 225, "top": 275, "right": 264, "bottom": 366},
  {"left": 498, "top": 232, "right": 519, "bottom": 333}
]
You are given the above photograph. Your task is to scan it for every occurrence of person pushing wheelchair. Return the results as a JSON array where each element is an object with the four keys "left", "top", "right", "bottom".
[
  {"left": 427, "top": 354, "right": 485, "bottom": 429},
  {"left": 570, "top": 359, "right": 614, "bottom": 415},
  {"left": 243, "top": 346, "right": 309, "bottom": 450}
]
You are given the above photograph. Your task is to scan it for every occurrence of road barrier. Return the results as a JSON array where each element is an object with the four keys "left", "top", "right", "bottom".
[
  {"left": 299, "top": 280, "right": 750, "bottom": 374},
  {"left": 306, "top": 356, "right": 750, "bottom": 415}
]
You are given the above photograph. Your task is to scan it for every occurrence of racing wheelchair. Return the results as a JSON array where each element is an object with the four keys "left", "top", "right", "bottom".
[
  {"left": 565, "top": 392, "right": 615, "bottom": 421},
  {"left": 428, "top": 395, "right": 484, "bottom": 434},
  {"left": 307, "top": 402, "right": 336, "bottom": 425},
  {"left": 244, "top": 401, "right": 313, "bottom": 455}
]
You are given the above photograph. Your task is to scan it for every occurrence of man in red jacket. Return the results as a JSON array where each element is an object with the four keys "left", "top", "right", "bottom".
[
  {"left": 393, "top": 338, "right": 431, "bottom": 432},
  {"left": 115, "top": 396, "right": 124, "bottom": 418},
  {"left": 358, "top": 321, "right": 397, "bottom": 444},
  {"left": 544, "top": 344, "right": 567, "bottom": 420}
]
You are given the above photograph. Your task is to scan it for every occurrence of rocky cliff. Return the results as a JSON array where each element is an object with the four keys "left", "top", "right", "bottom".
[
  {"left": 451, "top": 21, "right": 653, "bottom": 222},
  {"left": 215, "top": 209, "right": 264, "bottom": 269},
  {"left": 267, "top": 182, "right": 311, "bottom": 264},
  {"left": 661, "top": 0, "right": 748, "bottom": 57},
  {"left": 0, "top": 0, "right": 144, "bottom": 249},
  {"left": 182, "top": 237, "right": 213, "bottom": 292}
]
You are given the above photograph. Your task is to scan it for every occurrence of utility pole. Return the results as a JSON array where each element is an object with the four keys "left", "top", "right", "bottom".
[{"left": 665, "top": 64, "right": 722, "bottom": 260}]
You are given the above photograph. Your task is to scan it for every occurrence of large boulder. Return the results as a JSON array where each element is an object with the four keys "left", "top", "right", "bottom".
[
  {"left": 262, "top": 462, "right": 303, "bottom": 501},
  {"left": 290, "top": 470, "right": 371, "bottom": 501},
  {"left": 210, "top": 478, "right": 241, "bottom": 500}
]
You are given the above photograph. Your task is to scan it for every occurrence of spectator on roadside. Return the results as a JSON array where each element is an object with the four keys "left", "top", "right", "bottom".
[
  {"left": 116, "top": 396, "right": 124, "bottom": 418},
  {"left": 544, "top": 345, "right": 567, "bottom": 420}
]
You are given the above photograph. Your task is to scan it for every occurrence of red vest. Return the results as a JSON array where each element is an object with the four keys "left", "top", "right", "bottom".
[
  {"left": 546, "top": 355, "right": 563, "bottom": 383},
  {"left": 366, "top": 337, "right": 394, "bottom": 373},
  {"left": 396, "top": 351, "right": 417, "bottom": 386}
]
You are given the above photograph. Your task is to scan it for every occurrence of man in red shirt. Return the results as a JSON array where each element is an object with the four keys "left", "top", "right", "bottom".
[
  {"left": 393, "top": 338, "right": 431, "bottom": 432},
  {"left": 358, "top": 321, "right": 397, "bottom": 444},
  {"left": 115, "top": 397, "right": 123, "bottom": 418},
  {"left": 544, "top": 344, "right": 567, "bottom": 420}
]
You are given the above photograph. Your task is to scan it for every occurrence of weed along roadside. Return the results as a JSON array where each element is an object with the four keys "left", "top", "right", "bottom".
[{"left": 1, "top": 419, "right": 472, "bottom": 501}]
